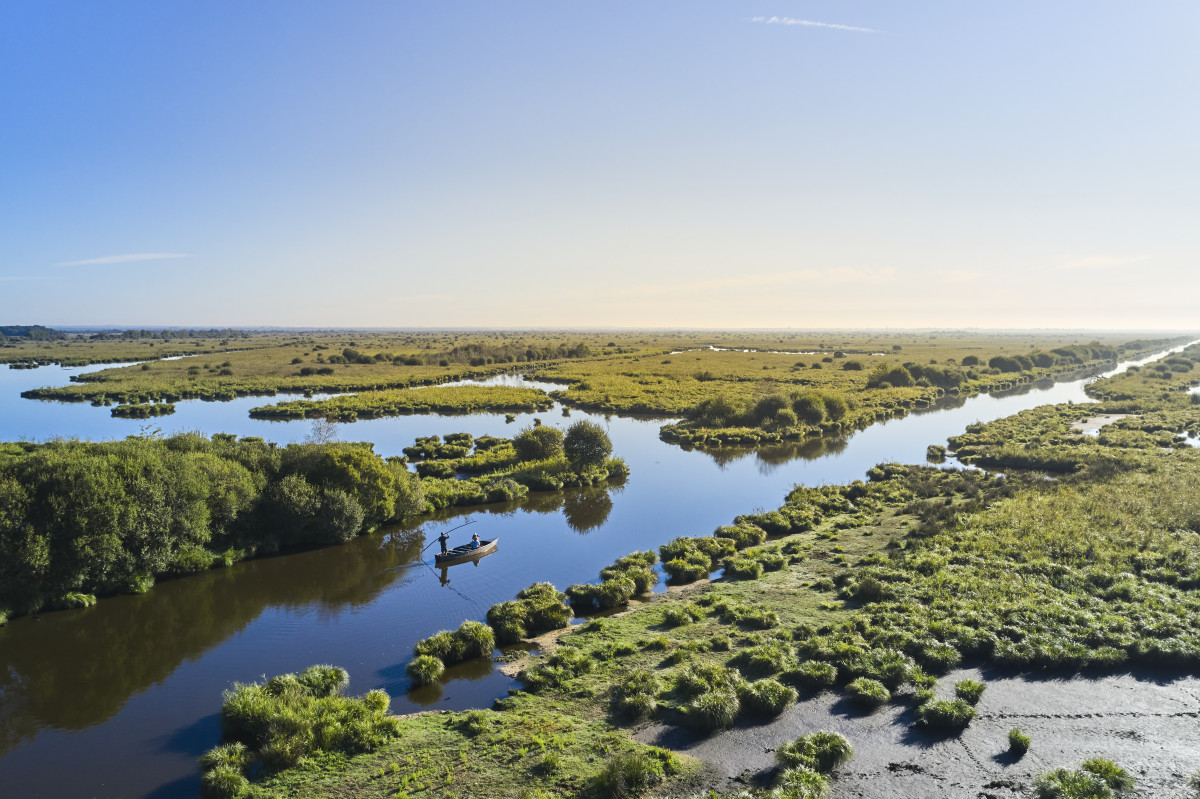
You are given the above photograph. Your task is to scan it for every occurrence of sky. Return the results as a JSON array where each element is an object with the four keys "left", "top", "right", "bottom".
[{"left": 1, "top": 1, "right": 1197, "bottom": 329}]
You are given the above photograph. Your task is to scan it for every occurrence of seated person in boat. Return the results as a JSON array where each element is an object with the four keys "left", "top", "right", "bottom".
[{"left": 469, "top": 533, "right": 481, "bottom": 549}]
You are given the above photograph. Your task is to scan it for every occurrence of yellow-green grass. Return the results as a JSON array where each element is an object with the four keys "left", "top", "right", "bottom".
[
  {"left": 0, "top": 331, "right": 278, "bottom": 367},
  {"left": 17, "top": 330, "right": 1185, "bottom": 418},
  {"left": 250, "top": 385, "right": 555, "bottom": 421},
  {"left": 242, "top": 699, "right": 703, "bottom": 799}
]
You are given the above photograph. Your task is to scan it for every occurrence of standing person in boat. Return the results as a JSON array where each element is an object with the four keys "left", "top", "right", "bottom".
[
  {"left": 437, "top": 530, "right": 451, "bottom": 554},
  {"left": 469, "top": 532, "right": 481, "bottom": 549}
]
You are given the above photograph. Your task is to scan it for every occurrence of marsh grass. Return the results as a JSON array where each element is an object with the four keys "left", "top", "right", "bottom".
[
  {"left": 914, "top": 698, "right": 975, "bottom": 730},
  {"left": 954, "top": 679, "right": 986, "bottom": 705},
  {"left": 737, "top": 678, "right": 797, "bottom": 717},
  {"left": 684, "top": 689, "right": 740, "bottom": 732},
  {"left": 776, "top": 731, "right": 854, "bottom": 773}
]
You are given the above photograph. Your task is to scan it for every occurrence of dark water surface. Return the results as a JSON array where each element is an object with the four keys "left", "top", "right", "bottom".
[{"left": 0, "top": 348, "right": 1192, "bottom": 798}]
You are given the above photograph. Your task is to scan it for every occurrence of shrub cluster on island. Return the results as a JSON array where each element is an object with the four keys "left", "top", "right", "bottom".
[{"left": 0, "top": 420, "right": 623, "bottom": 618}]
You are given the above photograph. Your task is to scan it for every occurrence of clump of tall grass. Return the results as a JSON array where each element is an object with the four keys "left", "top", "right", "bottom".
[
  {"left": 773, "top": 765, "right": 830, "bottom": 799},
  {"left": 212, "top": 664, "right": 398, "bottom": 783},
  {"left": 663, "top": 604, "right": 703, "bottom": 627},
  {"left": 1008, "top": 728, "right": 1030, "bottom": 757},
  {"left": 591, "top": 748, "right": 679, "bottom": 799},
  {"left": 1034, "top": 759, "right": 1134, "bottom": 799},
  {"left": 520, "top": 646, "right": 595, "bottom": 692},
  {"left": 844, "top": 677, "right": 890, "bottom": 708},
  {"left": 776, "top": 730, "right": 854, "bottom": 773},
  {"left": 914, "top": 698, "right": 975, "bottom": 729},
  {"left": 782, "top": 660, "right": 838, "bottom": 690},
  {"left": 722, "top": 555, "right": 764, "bottom": 580},
  {"left": 685, "top": 689, "right": 740, "bottom": 732},
  {"left": 459, "top": 709, "right": 492, "bottom": 737},
  {"left": 676, "top": 662, "right": 744, "bottom": 697},
  {"left": 406, "top": 655, "right": 444, "bottom": 686},
  {"left": 737, "top": 678, "right": 797, "bottom": 717},
  {"left": 954, "top": 678, "right": 986, "bottom": 705},
  {"left": 1080, "top": 759, "right": 1135, "bottom": 793},
  {"left": 200, "top": 765, "right": 249, "bottom": 799},
  {"left": 713, "top": 522, "right": 768, "bottom": 550},
  {"left": 728, "top": 639, "right": 796, "bottom": 678},
  {"left": 486, "top": 582, "right": 572, "bottom": 644},
  {"left": 411, "top": 620, "right": 496, "bottom": 678},
  {"left": 611, "top": 669, "right": 662, "bottom": 720},
  {"left": 198, "top": 742, "right": 251, "bottom": 773}
]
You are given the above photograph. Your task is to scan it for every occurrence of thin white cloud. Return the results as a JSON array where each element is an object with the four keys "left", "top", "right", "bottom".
[
  {"left": 1059, "top": 255, "right": 1149, "bottom": 271},
  {"left": 56, "top": 253, "right": 193, "bottom": 267},
  {"left": 750, "top": 16, "right": 879, "bottom": 33}
]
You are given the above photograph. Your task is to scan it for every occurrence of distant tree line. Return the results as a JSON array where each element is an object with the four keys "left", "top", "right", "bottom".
[
  {"left": 83, "top": 328, "right": 251, "bottom": 341},
  {"left": 0, "top": 325, "right": 64, "bottom": 341}
]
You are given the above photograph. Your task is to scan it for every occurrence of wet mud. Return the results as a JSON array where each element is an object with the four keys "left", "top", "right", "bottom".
[{"left": 637, "top": 667, "right": 1200, "bottom": 798}]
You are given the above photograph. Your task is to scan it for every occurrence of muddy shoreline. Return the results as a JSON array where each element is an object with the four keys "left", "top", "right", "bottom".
[{"left": 633, "top": 664, "right": 1200, "bottom": 797}]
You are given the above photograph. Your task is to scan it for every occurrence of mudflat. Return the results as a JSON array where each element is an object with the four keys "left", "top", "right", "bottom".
[{"left": 638, "top": 667, "right": 1200, "bottom": 798}]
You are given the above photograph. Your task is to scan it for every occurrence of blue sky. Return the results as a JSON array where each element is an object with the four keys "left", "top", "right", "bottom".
[{"left": 2, "top": 1, "right": 1197, "bottom": 328}]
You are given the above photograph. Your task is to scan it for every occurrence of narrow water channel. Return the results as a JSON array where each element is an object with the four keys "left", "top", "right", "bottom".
[{"left": 0, "top": 346, "right": 1191, "bottom": 798}]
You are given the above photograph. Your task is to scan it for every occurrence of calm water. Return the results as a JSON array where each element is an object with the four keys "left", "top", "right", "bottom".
[{"left": 0, "top": 347, "right": 1192, "bottom": 798}]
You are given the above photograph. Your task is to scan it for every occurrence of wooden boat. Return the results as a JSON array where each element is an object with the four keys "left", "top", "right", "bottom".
[{"left": 434, "top": 538, "right": 498, "bottom": 566}]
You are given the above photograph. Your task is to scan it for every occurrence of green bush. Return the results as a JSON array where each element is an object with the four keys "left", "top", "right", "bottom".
[
  {"left": 1080, "top": 759, "right": 1134, "bottom": 792},
  {"left": 218, "top": 665, "right": 400, "bottom": 774},
  {"left": 1008, "top": 728, "right": 1030, "bottom": 757},
  {"left": 782, "top": 660, "right": 838, "bottom": 690},
  {"left": 512, "top": 426, "right": 564, "bottom": 461},
  {"left": 198, "top": 742, "right": 251, "bottom": 773},
  {"left": 685, "top": 689, "right": 740, "bottom": 732},
  {"left": 954, "top": 678, "right": 986, "bottom": 705},
  {"left": 677, "top": 663, "right": 744, "bottom": 697},
  {"left": 776, "top": 730, "right": 853, "bottom": 773},
  {"left": 714, "top": 522, "right": 768, "bottom": 549},
  {"left": 200, "top": 765, "right": 249, "bottom": 799},
  {"left": 453, "top": 620, "right": 495, "bottom": 660},
  {"left": 914, "top": 698, "right": 976, "bottom": 729},
  {"left": 406, "top": 655, "right": 444, "bottom": 686},
  {"left": 722, "top": 555, "right": 764, "bottom": 580},
  {"left": 591, "top": 750, "right": 664, "bottom": 799},
  {"left": 774, "top": 765, "right": 830, "bottom": 799},
  {"left": 460, "top": 710, "right": 492, "bottom": 737},
  {"left": 1034, "top": 768, "right": 1114, "bottom": 799},
  {"left": 663, "top": 555, "right": 711, "bottom": 583},
  {"left": 663, "top": 605, "right": 699, "bottom": 627},
  {"left": 845, "top": 677, "right": 890, "bottom": 708},
  {"left": 737, "top": 678, "right": 797, "bottom": 717},
  {"left": 728, "top": 639, "right": 796, "bottom": 678},
  {"left": 612, "top": 670, "right": 662, "bottom": 720}
]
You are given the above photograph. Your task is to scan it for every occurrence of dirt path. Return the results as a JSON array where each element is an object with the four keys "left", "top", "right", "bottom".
[{"left": 636, "top": 667, "right": 1200, "bottom": 798}]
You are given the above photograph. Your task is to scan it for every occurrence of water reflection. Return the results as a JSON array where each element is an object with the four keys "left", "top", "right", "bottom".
[
  {"left": 0, "top": 481, "right": 624, "bottom": 758},
  {"left": 686, "top": 435, "right": 851, "bottom": 473},
  {"left": 562, "top": 486, "right": 616, "bottom": 533},
  {"left": 0, "top": 530, "right": 423, "bottom": 754}
]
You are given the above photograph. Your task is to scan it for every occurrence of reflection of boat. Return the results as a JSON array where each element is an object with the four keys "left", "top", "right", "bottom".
[{"left": 434, "top": 538, "right": 498, "bottom": 566}]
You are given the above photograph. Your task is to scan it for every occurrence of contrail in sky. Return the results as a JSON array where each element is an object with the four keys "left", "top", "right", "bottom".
[{"left": 751, "top": 16, "right": 879, "bottom": 33}]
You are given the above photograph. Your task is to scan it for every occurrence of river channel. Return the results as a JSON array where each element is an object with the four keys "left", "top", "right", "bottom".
[{"left": 0, "top": 346, "right": 1192, "bottom": 798}]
